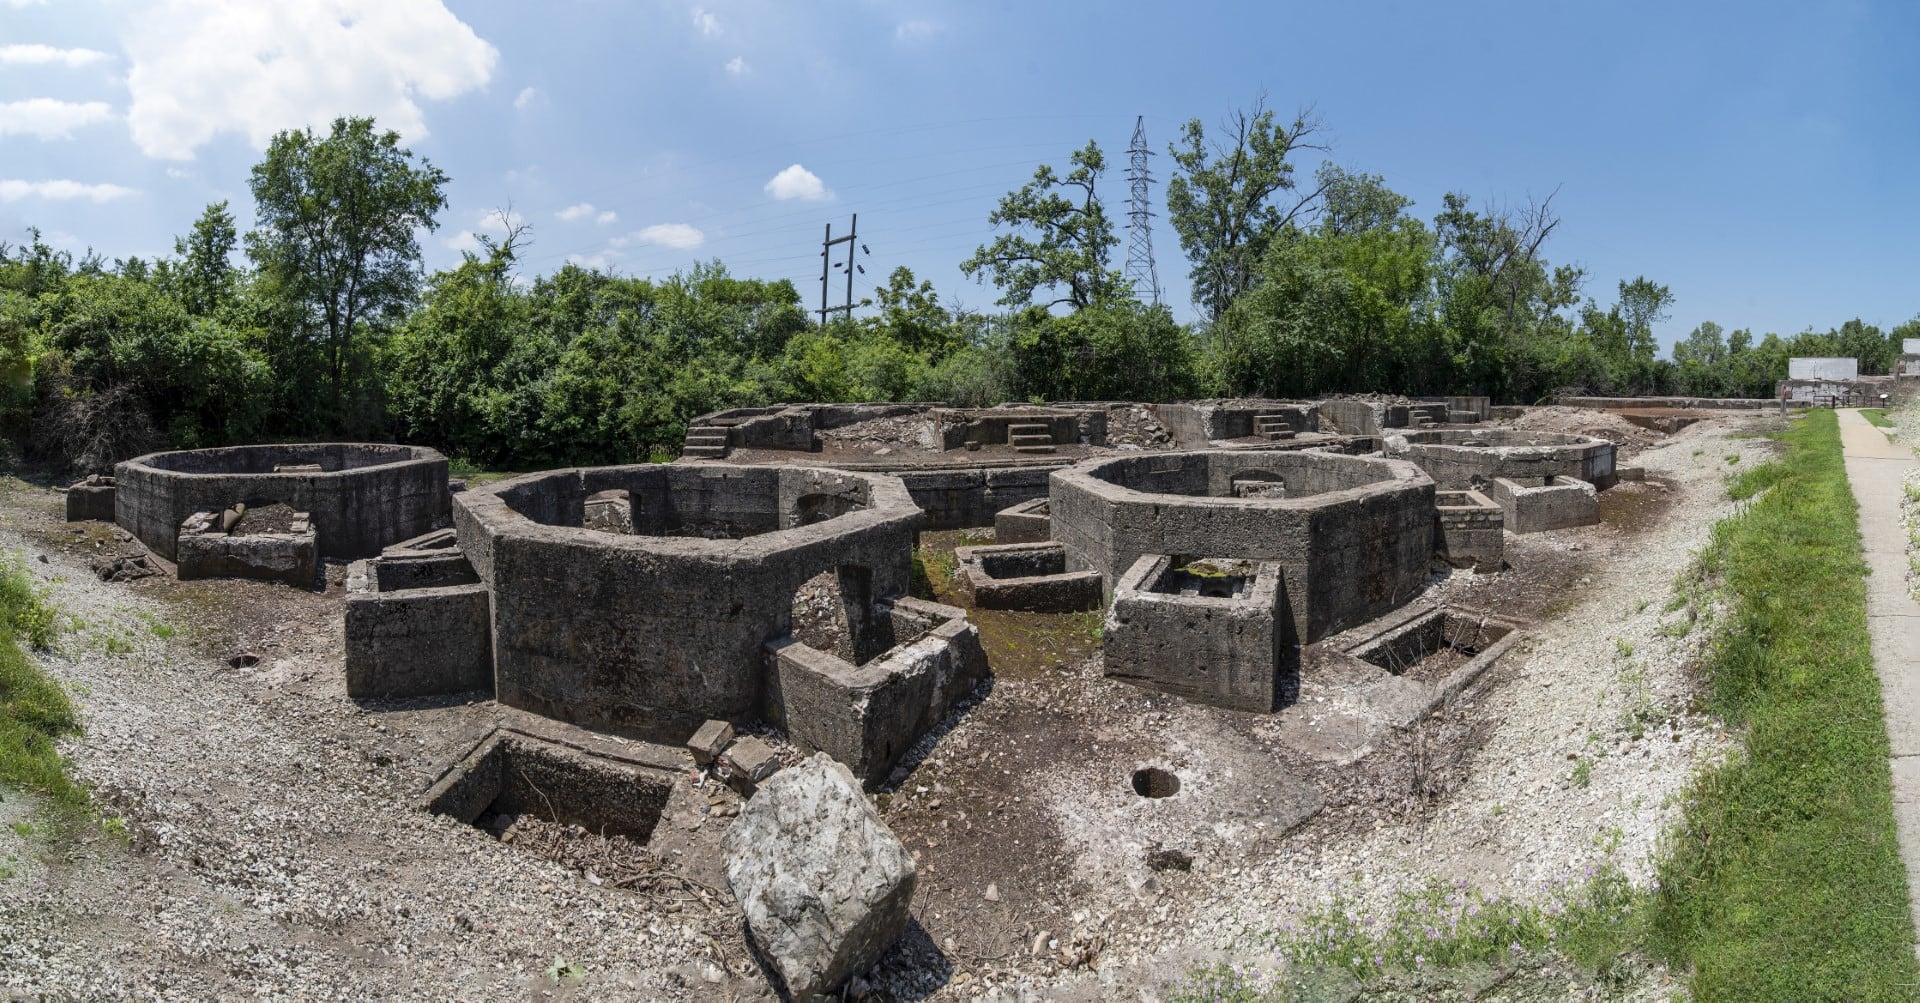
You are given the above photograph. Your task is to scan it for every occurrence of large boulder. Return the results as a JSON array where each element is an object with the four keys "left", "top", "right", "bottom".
[{"left": 725, "top": 753, "right": 916, "bottom": 999}]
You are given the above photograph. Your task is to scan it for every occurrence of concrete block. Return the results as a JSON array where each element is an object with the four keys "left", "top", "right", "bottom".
[
  {"left": 1489, "top": 476, "right": 1599, "bottom": 533},
  {"left": 955, "top": 541, "right": 1103, "bottom": 613},
  {"left": 766, "top": 599, "right": 988, "bottom": 787},
  {"left": 343, "top": 581, "right": 492, "bottom": 698},
  {"left": 689, "top": 720, "right": 735, "bottom": 766},
  {"left": 64, "top": 475, "right": 115, "bottom": 522},
  {"left": 176, "top": 512, "right": 318, "bottom": 586},
  {"left": 1103, "top": 554, "right": 1294, "bottom": 713},
  {"left": 993, "top": 497, "right": 1051, "bottom": 543},
  {"left": 722, "top": 736, "right": 781, "bottom": 783},
  {"left": 1433, "top": 489, "right": 1504, "bottom": 570}
]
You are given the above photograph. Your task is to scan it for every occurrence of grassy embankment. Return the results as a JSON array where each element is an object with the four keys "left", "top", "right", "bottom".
[
  {"left": 1650, "top": 407, "right": 1916, "bottom": 998},
  {"left": 1861, "top": 407, "right": 1893, "bottom": 428},
  {"left": 0, "top": 554, "right": 83, "bottom": 814},
  {"left": 1169, "top": 408, "right": 1917, "bottom": 1000}
]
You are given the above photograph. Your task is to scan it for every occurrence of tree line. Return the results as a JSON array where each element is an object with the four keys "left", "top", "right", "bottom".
[{"left": 1, "top": 110, "right": 1912, "bottom": 472}]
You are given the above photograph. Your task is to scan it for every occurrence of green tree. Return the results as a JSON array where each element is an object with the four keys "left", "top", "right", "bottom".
[
  {"left": 172, "top": 201, "right": 239, "bottom": 317},
  {"left": 962, "top": 142, "right": 1122, "bottom": 311},
  {"left": 1166, "top": 100, "right": 1324, "bottom": 322},
  {"left": 245, "top": 116, "right": 449, "bottom": 427}
]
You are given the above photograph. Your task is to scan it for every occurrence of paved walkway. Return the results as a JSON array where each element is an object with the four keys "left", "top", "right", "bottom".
[{"left": 1837, "top": 407, "right": 1920, "bottom": 952}]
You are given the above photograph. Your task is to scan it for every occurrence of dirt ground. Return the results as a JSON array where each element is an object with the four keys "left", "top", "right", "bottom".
[{"left": 0, "top": 411, "right": 1778, "bottom": 1000}]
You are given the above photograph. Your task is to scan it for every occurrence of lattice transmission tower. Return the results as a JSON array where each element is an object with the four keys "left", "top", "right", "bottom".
[{"left": 1123, "top": 115, "right": 1162, "bottom": 306}]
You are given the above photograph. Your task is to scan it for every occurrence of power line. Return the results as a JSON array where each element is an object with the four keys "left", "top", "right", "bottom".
[{"left": 1124, "top": 115, "right": 1161, "bottom": 306}]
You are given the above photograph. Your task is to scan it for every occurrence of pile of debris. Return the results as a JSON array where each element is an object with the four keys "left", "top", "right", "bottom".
[
  {"left": 1506, "top": 405, "right": 1663, "bottom": 456},
  {"left": 1105, "top": 405, "right": 1174, "bottom": 450},
  {"left": 91, "top": 553, "right": 160, "bottom": 583},
  {"left": 818, "top": 414, "right": 935, "bottom": 454}
]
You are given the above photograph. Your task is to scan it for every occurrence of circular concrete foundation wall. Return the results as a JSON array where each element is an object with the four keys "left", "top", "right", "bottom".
[
  {"left": 452, "top": 464, "right": 923, "bottom": 737},
  {"left": 116, "top": 443, "right": 449, "bottom": 561},
  {"left": 1049, "top": 450, "right": 1434, "bottom": 642},
  {"left": 1383, "top": 429, "right": 1616, "bottom": 490}
]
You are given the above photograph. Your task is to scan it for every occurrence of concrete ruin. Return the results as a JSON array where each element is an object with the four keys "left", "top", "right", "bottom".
[
  {"left": 1384, "top": 428, "right": 1616, "bottom": 491},
  {"left": 764, "top": 596, "right": 988, "bottom": 786},
  {"left": 954, "top": 541, "right": 1104, "bottom": 613},
  {"left": 1104, "top": 555, "right": 1293, "bottom": 712},
  {"left": 64, "top": 474, "right": 115, "bottom": 522},
  {"left": 451, "top": 464, "right": 926, "bottom": 738},
  {"left": 175, "top": 505, "right": 318, "bottom": 586},
  {"left": 116, "top": 443, "right": 449, "bottom": 561},
  {"left": 344, "top": 530, "right": 491, "bottom": 699},
  {"left": 1049, "top": 449, "right": 1435, "bottom": 642}
]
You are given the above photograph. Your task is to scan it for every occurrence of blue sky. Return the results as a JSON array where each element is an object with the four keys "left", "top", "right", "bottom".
[{"left": 3, "top": 0, "right": 1917, "bottom": 352}]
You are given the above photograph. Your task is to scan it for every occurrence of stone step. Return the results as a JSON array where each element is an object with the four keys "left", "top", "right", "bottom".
[
  {"left": 1007, "top": 422, "right": 1050, "bottom": 435},
  {"left": 686, "top": 431, "right": 729, "bottom": 445},
  {"left": 681, "top": 445, "right": 729, "bottom": 458},
  {"left": 1262, "top": 430, "right": 1296, "bottom": 441},
  {"left": 1010, "top": 433, "right": 1054, "bottom": 447},
  {"left": 1014, "top": 444, "right": 1058, "bottom": 454}
]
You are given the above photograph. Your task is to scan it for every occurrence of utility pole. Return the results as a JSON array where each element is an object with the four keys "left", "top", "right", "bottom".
[
  {"left": 1124, "top": 115, "right": 1161, "bottom": 306},
  {"left": 818, "top": 214, "right": 866, "bottom": 325}
]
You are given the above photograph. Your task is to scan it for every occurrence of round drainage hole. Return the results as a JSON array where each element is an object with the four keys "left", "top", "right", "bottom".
[{"left": 1132, "top": 767, "right": 1180, "bottom": 799}]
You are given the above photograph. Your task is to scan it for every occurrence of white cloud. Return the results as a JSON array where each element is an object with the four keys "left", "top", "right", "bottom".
[
  {"left": 763, "top": 164, "right": 831, "bottom": 202},
  {"left": 691, "top": 7, "right": 719, "bottom": 36},
  {"left": 123, "top": 0, "right": 499, "bottom": 161},
  {"left": 566, "top": 251, "right": 614, "bottom": 271},
  {"left": 0, "top": 99, "right": 115, "bottom": 140},
  {"left": 513, "top": 86, "right": 538, "bottom": 110},
  {"left": 165, "top": 166, "right": 194, "bottom": 179},
  {"left": 557, "top": 203, "right": 620, "bottom": 225},
  {"left": 0, "top": 179, "right": 137, "bottom": 202},
  {"left": 725, "top": 56, "right": 748, "bottom": 76},
  {"left": 0, "top": 44, "right": 112, "bottom": 67},
  {"left": 895, "top": 19, "right": 942, "bottom": 41},
  {"left": 632, "top": 223, "right": 704, "bottom": 249}
]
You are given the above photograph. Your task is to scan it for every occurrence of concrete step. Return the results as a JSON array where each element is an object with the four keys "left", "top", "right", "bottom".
[
  {"left": 1010, "top": 433, "right": 1054, "bottom": 447},
  {"left": 1007, "top": 422, "right": 1050, "bottom": 435},
  {"left": 681, "top": 445, "right": 728, "bottom": 458},
  {"left": 1013, "top": 444, "right": 1057, "bottom": 454},
  {"left": 1262, "top": 430, "right": 1296, "bottom": 441}
]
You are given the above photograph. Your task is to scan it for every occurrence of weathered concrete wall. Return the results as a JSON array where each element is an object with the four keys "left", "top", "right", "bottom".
[
  {"left": 1788, "top": 357, "right": 1859, "bottom": 381},
  {"left": 1104, "top": 555, "right": 1292, "bottom": 712},
  {"left": 1316, "top": 400, "right": 1383, "bottom": 436},
  {"left": 1151, "top": 401, "right": 1318, "bottom": 446},
  {"left": 993, "top": 497, "right": 1051, "bottom": 543},
  {"left": 891, "top": 464, "right": 1056, "bottom": 530},
  {"left": 955, "top": 541, "right": 1103, "bottom": 612},
  {"left": 1555, "top": 396, "right": 1808, "bottom": 411},
  {"left": 765, "top": 597, "right": 987, "bottom": 786},
  {"left": 454, "top": 464, "right": 922, "bottom": 739},
  {"left": 176, "top": 512, "right": 318, "bottom": 586},
  {"left": 344, "top": 582, "right": 492, "bottom": 698},
  {"left": 1049, "top": 450, "right": 1433, "bottom": 642},
  {"left": 1384, "top": 429, "right": 1616, "bottom": 491},
  {"left": 116, "top": 443, "right": 448, "bottom": 561},
  {"left": 1433, "top": 490, "right": 1503, "bottom": 570},
  {"left": 64, "top": 476, "right": 115, "bottom": 521},
  {"left": 1489, "top": 476, "right": 1599, "bottom": 533},
  {"left": 932, "top": 408, "right": 1104, "bottom": 449}
]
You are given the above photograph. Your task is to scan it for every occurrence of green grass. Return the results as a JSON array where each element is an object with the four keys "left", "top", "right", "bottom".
[
  {"left": 1861, "top": 408, "right": 1893, "bottom": 428},
  {"left": 0, "top": 553, "right": 84, "bottom": 814},
  {"left": 1650, "top": 408, "right": 1919, "bottom": 999}
]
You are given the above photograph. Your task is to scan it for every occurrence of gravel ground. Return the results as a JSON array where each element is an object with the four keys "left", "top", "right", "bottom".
[{"left": 0, "top": 413, "right": 1772, "bottom": 1000}]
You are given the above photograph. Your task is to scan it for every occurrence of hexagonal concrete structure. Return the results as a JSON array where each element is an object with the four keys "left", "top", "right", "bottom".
[
  {"left": 1383, "top": 429, "right": 1616, "bottom": 491},
  {"left": 1049, "top": 449, "right": 1434, "bottom": 643},
  {"left": 453, "top": 464, "right": 922, "bottom": 738},
  {"left": 116, "top": 443, "right": 449, "bottom": 560}
]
